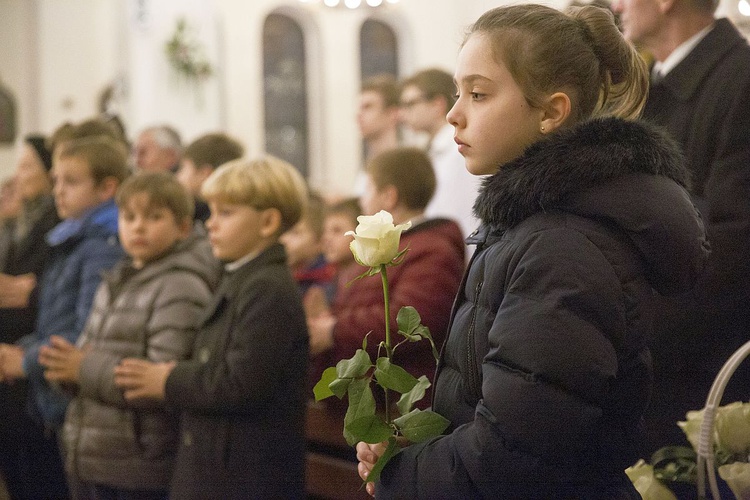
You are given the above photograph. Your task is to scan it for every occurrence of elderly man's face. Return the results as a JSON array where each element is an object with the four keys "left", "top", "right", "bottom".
[{"left": 133, "top": 132, "right": 176, "bottom": 172}]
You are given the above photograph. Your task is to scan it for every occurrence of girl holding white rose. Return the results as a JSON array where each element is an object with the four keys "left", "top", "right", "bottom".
[{"left": 356, "top": 4, "right": 709, "bottom": 499}]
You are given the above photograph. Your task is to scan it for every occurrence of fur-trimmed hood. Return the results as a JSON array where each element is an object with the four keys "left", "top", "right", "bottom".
[
  {"left": 474, "top": 117, "right": 689, "bottom": 228},
  {"left": 473, "top": 117, "right": 709, "bottom": 295}
]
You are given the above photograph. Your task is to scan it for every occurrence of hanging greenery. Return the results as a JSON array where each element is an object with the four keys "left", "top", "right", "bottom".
[{"left": 164, "top": 17, "right": 213, "bottom": 81}]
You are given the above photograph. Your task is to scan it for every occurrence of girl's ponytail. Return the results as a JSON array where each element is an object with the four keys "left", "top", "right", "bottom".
[{"left": 569, "top": 6, "right": 649, "bottom": 120}]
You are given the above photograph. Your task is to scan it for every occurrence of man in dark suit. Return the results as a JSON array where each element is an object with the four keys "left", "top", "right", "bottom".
[{"left": 612, "top": 0, "right": 750, "bottom": 456}]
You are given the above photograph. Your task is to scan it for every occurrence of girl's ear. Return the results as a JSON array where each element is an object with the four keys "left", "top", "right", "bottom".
[
  {"left": 539, "top": 92, "right": 572, "bottom": 134},
  {"left": 259, "top": 208, "right": 283, "bottom": 238}
]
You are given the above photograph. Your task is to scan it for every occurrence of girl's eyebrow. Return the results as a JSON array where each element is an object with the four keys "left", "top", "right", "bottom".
[{"left": 455, "top": 74, "right": 492, "bottom": 86}]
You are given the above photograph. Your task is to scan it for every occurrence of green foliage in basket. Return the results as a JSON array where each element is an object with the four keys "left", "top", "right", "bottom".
[{"left": 627, "top": 401, "right": 750, "bottom": 499}]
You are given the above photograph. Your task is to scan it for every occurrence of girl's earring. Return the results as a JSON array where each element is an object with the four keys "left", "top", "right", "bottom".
[{"left": 540, "top": 126, "right": 546, "bottom": 133}]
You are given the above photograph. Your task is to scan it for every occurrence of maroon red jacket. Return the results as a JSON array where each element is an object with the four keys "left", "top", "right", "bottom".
[{"left": 330, "top": 217, "right": 465, "bottom": 406}]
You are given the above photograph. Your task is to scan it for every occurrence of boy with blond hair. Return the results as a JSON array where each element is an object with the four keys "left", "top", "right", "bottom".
[
  {"left": 0, "top": 135, "right": 130, "bottom": 497},
  {"left": 39, "top": 171, "right": 219, "bottom": 500},
  {"left": 114, "top": 156, "right": 309, "bottom": 499}
]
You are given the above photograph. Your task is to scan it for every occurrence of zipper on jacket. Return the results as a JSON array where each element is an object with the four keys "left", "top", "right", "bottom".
[
  {"left": 466, "top": 279, "right": 484, "bottom": 401},
  {"left": 432, "top": 239, "right": 485, "bottom": 407}
]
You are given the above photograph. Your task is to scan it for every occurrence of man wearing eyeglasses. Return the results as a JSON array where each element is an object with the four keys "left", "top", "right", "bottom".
[{"left": 399, "top": 68, "right": 481, "bottom": 244}]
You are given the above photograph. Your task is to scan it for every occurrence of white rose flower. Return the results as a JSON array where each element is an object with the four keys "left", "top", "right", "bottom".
[
  {"left": 678, "top": 408, "right": 705, "bottom": 452},
  {"left": 719, "top": 462, "right": 750, "bottom": 499},
  {"left": 346, "top": 210, "right": 411, "bottom": 268},
  {"left": 678, "top": 401, "right": 750, "bottom": 457},
  {"left": 716, "top": 401, "right": 750, "bottom": 456},
  {"left": 625, "top": 460, "right": 678, "bottom": 500}
]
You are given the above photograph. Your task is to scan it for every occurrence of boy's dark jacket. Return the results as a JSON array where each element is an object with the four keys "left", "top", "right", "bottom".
[
  {"left": 165, "top": 243, "right": 309, "bottom": 499},
  {"left": 377, "top": 117, "right": 709, "bottom": 499},
  {"left": 0, "top": 194, "right": 60, "bottom": 345}
]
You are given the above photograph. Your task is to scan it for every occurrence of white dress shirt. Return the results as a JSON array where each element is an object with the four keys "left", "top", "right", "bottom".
[{"left": 424, "top": 123, "right": 482, "bottom": 240}]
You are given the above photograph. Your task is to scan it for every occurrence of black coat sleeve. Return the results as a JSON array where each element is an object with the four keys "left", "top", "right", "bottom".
[{"left": 165, "top": 266, "right": 308, "bottom": 414}]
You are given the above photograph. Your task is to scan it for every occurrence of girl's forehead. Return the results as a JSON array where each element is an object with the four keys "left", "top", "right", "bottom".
[{"left": 456, "top": 34, "right": 499, "bottom": 75}]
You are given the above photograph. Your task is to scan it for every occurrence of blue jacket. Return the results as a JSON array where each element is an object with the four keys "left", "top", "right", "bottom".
[{"left": 19, "top": 199, "right": 124, "bottom": 428}]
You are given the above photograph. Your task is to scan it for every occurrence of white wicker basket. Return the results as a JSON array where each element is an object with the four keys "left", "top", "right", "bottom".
[{"left": 696, "top": 339, "right": 750, "bottom": 499}]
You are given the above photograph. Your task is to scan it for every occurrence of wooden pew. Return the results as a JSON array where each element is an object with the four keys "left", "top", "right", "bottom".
[{"left": 305, "top": 400, "right": 370, "bottom": 500}]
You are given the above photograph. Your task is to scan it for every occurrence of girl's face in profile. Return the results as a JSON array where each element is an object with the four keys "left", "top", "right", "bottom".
[{"left": 447, "top": 33, "right": 543, "bottom": 176}]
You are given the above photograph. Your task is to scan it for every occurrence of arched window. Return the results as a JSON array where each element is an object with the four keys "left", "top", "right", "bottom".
[
  {"left": 0, "top": 80, "right": 17, "bottom": 144},
  {"left": 262, "top": 13, "right": 309, "bottom": 177},
  {"left": 360, "top": 18, "right": 399, "bottom": 80}
]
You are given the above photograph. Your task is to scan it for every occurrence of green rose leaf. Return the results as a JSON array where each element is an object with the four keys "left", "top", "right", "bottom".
[
  {"left": 336, "top": 349, "right": 372, "bottom": 379},
  {"left": 413, "top": 325, "right": 439, "bottom": 361},
  {"left": 420, "top": 330, "right": 439, "bottom": 361},
  {"left": 396, "top": 375, "right": 431, "bottom": 415},
  {"left": 393, "top": 409, "right": 450, "bottom": 443},
  {"left": 329, "top": 377, "right": 351, "bottom": 399},
  {"left": 348, "top": 265, "right": 383, "bottom": 284},
  {"left": 388, "top": 247, "right": 409, "bottom": 266},
  {"left": 343, "top": 378, "right": 377, "bottom": 446},
  {"left": 364, "top": 437, "right": 400, "bottom": 485},
  {"left": 346, "top": 415, "right": 393, "bottom": 445},
  {"left": 374, "top": 357, "right": 418, "bottom": 394},
  {"left": 396, "top": 307, "right": 439, "bottom": 360},
  {"left": 313, "top": 366, "right": 337, "bottom": 401},
  {"left": 413, "top": 325, "right": 430, "bottom": 340},
  {"left": 397, "top": 306, "right": 422, "bottom": 336}
]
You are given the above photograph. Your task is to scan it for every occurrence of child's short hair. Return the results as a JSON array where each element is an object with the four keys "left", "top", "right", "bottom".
[
  {"left": 366, "top": 147, "right": 436, "bottom": 211},
  {"left": 57, "top": 135, "right": 130, "bottom": 185},
  {"left": 201, "top": 155, "right": 307, "bottom": 234},
  {"left": 183, "top": 133, "right": 244, "bottom": 170},
  {"left": 326, "top": 197, "right": 361, "bottom": 227},
  {"left": 49, "top": 118, "right": 128, "bottom": 153},
  {"left": 116, "top": 171, "right": 194, "bottom": 222},
  {"left": 400, "top": 68, "right": 457, "bottom": 110},
  {"left": 361, "top": 73, "right": 400, "bottom": 109}
]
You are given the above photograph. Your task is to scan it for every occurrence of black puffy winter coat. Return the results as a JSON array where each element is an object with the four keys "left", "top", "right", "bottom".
[{"left": 377, "top": 118, "right": 709, "bottom": 499}]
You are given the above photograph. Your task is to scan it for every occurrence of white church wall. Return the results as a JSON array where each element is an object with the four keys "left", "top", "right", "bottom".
[{"left": 1, "top": 0, "right": 743, "bottom": 188}]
